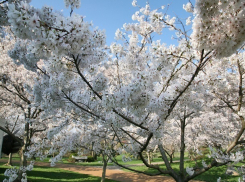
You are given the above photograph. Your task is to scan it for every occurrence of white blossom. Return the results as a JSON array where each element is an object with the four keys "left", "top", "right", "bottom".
[
  {"left": 64, "top": 0, "right": 81, "bottom": 9},
  {"left": 183, "top": 2, "right": 193, "bottom": 13},
  {"left": 186, "top": 167, "right": 194, "bottom": 176},
  {"left": 132, "top": 0, "right": 137, "bottom": 7},
  {"left": 186, "top": 16, "right": 192, "bottom": 26}
]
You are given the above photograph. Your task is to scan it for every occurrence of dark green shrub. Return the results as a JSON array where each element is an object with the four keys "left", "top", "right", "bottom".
[{"left": 87, "top": 156, "right": 95, "bottom": 162}]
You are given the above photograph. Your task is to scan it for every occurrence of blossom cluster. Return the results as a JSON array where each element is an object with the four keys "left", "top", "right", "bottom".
[
  {"left": 7, "top": 2, "right": 106, "bottom": 67},
  {"left": 3, "top": 162, "right": 34, "bottom": 182},
  {"left": 64, "top": 0, "right": 81, "bottom": 9},
  {"left": 3, "top": 167, "right": 18, "bottom": 182},
  {"left": 191, "top": 0, "right": 245, "bottom": 58}
]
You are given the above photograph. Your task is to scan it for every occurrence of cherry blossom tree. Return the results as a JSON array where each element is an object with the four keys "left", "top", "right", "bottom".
[
  {"left": 2, "top": 0, "right": 245, "bottom": 182},
  {"left": 18, "top": 2, "right": 215, "bottom": 181},
  {"left": 0, "top": 27, "right": 50, "bottom": 182},
  {"left": 199, "top": 52, "right": 245, "bottom": 178}
]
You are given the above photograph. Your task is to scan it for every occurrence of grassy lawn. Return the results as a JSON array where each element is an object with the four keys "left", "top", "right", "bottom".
[
  {"left": 59, "top": 155, "right": 165, "bottom": 166},
  {"left": 1, "top": 155, "right": 161, "bottom": 166},
  {"left": 0, "top": 163, "right": 118, "bottom": 182},
  {"left": 58, "top": 152, "right": 189, "bottom": 166},
  {"left": 124, "top": 160, "right": 240, "bottom": 182},
  {"left": 2, "top": 153, "right": 241, "bottom": 182}
]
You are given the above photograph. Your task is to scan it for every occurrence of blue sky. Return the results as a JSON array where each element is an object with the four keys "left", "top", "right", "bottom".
[{"left": 30, "top": 0, "right": 192, "bottom": 46}]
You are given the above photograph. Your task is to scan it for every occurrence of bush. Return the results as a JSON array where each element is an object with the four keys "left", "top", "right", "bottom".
[
  {"left": 87, "top": 156, "right": 95, "bottom": 162},
  {"left": 68, "top": 153, "right": 78, "bottom": 163}
]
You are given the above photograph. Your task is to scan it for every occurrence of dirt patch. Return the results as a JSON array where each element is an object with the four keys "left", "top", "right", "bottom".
[{"left": 30, "top": 161, "right": 176, "bottom": 182}]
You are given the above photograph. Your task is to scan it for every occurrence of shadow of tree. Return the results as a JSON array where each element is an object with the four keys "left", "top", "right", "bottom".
[
  {"left": 193, "top": 166, "right": 239, "bottom": 182},
  {"left": 0, "top": 165, "right": 117, "bottom": 182}
]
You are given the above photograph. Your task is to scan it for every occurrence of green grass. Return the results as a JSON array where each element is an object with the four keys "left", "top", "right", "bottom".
[
  {"left": 57, "top": 153, "right": 188, "bottom": 166},
  {"left": 0, "top": 163, "right": 118, "bottom": 182},
  {"left": 124, "top": 160, "right": 240, "bottom": 182},
  {"left": 4, "top": 153, "right": 241, "bottom": 182},
  {"left": 38, "top": 155, "right": 153, "bottom": 166}
]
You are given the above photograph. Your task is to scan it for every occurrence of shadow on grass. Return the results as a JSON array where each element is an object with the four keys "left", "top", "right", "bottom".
[
  {"left": 0, "top": 165, "right": 117, "bottom": 182},
  {"left": 129, "top": 162, "right": 240, "bottom": 182},
  {"left": 193, "top": 165, "right": 239, "bottom": 182}
]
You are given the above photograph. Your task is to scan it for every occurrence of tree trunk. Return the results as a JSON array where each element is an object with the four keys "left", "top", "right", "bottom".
[
  {"left": 146, "top": 151, "right": 151, "bottom": 164},
  {"left": 177, "top": 177, "right": 186, "bottom": 182},
  {"left": 14, "top": 145, "right": 28, "bottom": 182},
  {"left": 14, "top": 122, "right": 29, "bottom": 182},
  {"left": 7, "top": 153, "right": 13, "bottom": 166},
  {"left": 101, "top": 153, "right": 108, "bottom": 182},
  {"left": 179, "top": 116, "right": 186, "bottom": 180},
  {"left": 169, "top": 154, "right": 173, "bottom": 164},
  {"left": 92, "top": 150, "right": 97, "bottom": 160}
]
